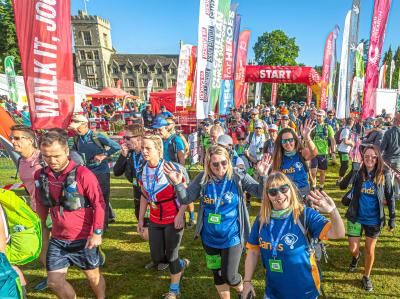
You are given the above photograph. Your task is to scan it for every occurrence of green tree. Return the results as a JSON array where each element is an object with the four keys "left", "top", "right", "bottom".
[
  {"left": 0, "top": 0, "right": 21, "bottom": 74},
  {"left": 392, "top": 46, "right": 400, "bottom": 90},
  {"left": 253, "top": 30, "right": 308, "bottom": 102},
  {"left": 383, "top": 46, "right": 393, "bottom": 88}
]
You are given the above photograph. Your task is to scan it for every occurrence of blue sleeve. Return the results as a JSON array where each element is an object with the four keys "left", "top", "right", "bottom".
[
  {"left": 97, "top": 134, "right": 121, "bottom": 156},
  {"left": 306, "top": 208, "right": 330, "bottom": 239},
  {"left": 167, "top": 111, "right": 174, "bottom": 117},
  {"left": 175, "top": 136, "right": 185, "bottom": 152},
  {"left": 248, "top": 217, "right": 261, "bottom": 246}
]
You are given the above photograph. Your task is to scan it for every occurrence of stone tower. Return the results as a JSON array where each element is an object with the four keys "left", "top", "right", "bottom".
[{"left": 71, "top": 10, "right": 114, "bottom": 90}]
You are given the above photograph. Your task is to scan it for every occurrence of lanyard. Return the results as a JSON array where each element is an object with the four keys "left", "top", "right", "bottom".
[
  {"left": 211, "top": 177, "right": 229, "bottom": 214},
  {"left": 145, "top": 160, "right": 162, "bottom": 202},
  {"left": 132, "top": 152, "right": 142, "bottom": 172},
  {"left": 269, "top": 215, "right": 291, "bottom": 258}
]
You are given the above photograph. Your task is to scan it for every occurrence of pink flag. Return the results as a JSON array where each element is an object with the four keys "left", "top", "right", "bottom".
[
  {"left": 271, "top": 83, "right": 278, "bottom": 106},
  {"left": 362, "top": 0, "right": 392, "bottom": 118},
  {"left": 320, "top": 32, "right": 333, "bottom": 109},
  {"left": 234, "top": 30, "right": 250, "bottom": 108},
  {"left": 307, "top": 86, "right": 313, "bottom": 105}
]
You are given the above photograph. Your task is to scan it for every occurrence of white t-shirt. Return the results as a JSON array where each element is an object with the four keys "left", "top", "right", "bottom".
[{"left": 338, "top": 127, "right": 352, "bottom": 153}]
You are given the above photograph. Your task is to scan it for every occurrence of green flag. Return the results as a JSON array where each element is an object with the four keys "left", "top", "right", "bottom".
[{"left": 4, "top": 56, "right": 19, "bottom": 104}]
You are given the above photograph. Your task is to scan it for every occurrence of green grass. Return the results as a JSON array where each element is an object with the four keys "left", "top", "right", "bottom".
[{"left": 1, "top": 159, "right": 400, "bottom": 298}]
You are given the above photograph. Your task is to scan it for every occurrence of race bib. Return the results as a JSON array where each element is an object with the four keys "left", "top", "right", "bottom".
[
  {"left": 347, "top": 221, "right": 362, "bottom": 236},
  {"left": 206, "top": 254, "right": 221, "bottom": 270}
]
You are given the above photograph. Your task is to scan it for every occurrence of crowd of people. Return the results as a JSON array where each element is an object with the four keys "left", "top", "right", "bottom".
[{"left": 0, "top": 99, "right": 398, "bottom": 299}]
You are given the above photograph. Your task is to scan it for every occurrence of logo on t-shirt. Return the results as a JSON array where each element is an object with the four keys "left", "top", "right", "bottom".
[{"left": 281, "top": 233, "right": 299, "bottom": 249}]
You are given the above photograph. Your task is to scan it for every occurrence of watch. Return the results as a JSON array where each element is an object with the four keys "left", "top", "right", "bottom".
[{"left": 94, "top": 229, "right": 103, "bottom": 235}]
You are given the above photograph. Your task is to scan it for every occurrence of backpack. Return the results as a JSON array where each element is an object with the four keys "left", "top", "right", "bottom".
[
  {"left": 334, "top": 127, "right": 344, "bottom": 145},
  {"left": 177, "top": 132, "right": 190, "bottom": 159},
  {"left": 73, "top": 132, "right": 107, "bottom": 153},
  {"left": 167, "top": 134, "right": 187, "bottom": 164},
  {"left": 0, "top": 253, "right": 23, "bottom": 299},
  {"left": 311, "top": 123, "right": 329, "bottom": 140},
  {"left": 0, "top": 189, "right": 42, "bottom": 265}
]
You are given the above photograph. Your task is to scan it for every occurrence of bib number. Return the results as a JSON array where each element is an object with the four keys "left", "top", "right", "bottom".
[
  {"left": 205, "top": 254, "right": 221, "bottom": 270},
  {"left": 269, "top": 259, "right": 283, "bottom": 273},
  {"left": 347, "top": 221, "right": 362, "bottom": 236},
  {"left": 208, "top": 213, "right": 221, "bottom": 225}
]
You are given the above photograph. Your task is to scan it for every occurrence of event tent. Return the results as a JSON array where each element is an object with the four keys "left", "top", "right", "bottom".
[
  {"left": 0, "top": 74, "right": 98, "bottom": 112},
  {"left": 87, "top": 87, "right": 131, "bottom": 106},
  {"left": 150, "top": 87, "right": 179, "bottom": 115}
]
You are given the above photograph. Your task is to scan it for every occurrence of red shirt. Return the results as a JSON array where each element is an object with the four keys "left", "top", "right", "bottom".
[
  {"left": 35, "top": 160, "right": 105, "bottom": 240},
  {"left": 139, "top": 161, "right": 184, "bottom": 225}
]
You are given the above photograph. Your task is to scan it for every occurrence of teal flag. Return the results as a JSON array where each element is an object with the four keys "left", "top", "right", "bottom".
[{"left": 4, "top": 56, "right": 19, "bottom": 104}]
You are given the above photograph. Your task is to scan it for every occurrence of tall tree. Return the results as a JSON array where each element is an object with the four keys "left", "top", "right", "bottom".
[
  {"left": 383, "top": 46, "right": 393, "bottom": 88},
  {"left": 253, "top": 30, "right": 304, "bottom": 102},
  {"left": 0, "top": 0, "right": 21, "bottom": 74},
  {"left": 392, "top": 46, "right": 400, "bottom": 90}
]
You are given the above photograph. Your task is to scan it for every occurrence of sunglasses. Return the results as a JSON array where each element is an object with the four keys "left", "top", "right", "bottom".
[
  {"left": 123, "top": 136, "right": 135, "bottom": 141},
  {"left": 238, "top": 138, "right": 245, "bottom": 141},
  {"left": 267, "top": 184, "right": 290, "bottom": 196},
  {"left": 211, "top": 160, "right": 228, "bottom": 168},
  {"left": 281, "top": 138, "right": 294, "bottom": 144},
  {"left": 364, "top": 155, "right": 378, "bottom": 160},
  {"left": 10, "top": 136, "right": 30, "bottom": 141}
]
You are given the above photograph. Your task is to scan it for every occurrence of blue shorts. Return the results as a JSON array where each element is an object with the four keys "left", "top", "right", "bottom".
[
  {"left": 46, "top": 238, "right": 101, "bottom": 271},
  {"left": 311, "top": 155, "right": 328, "bottom": 171}
]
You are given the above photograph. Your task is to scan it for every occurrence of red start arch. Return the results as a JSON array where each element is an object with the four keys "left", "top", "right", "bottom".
[{"left": 245, "top": 65, "right": 322, "bottom": 103}]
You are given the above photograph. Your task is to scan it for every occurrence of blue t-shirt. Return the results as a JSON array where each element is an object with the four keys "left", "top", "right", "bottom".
[
  {"left": 357, "top": 179, "right": 380, "bottom": 226},
  {"left": 158, "top": 111, "right": 174, "bottom": 118},
  {"left": 281, "top": 153, "right": 309, "bottom": 189},
  {"left": 247, "top": 208, "right": 330, "bottom": 299},
  {"left": 163, "top": 134, "right": 185, "bottom": 162},
  {"left": 201, "top": 178, "right": 241, "bottom": 249}
]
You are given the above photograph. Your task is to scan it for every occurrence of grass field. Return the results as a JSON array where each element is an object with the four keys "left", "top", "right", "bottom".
[{"left": 1, "top": 159, "right": 400, "bottom": 299}]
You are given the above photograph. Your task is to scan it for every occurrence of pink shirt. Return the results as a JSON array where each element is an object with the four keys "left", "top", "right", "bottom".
[{"left": 18, "top": 150, "right": 43, "bottom": 212}]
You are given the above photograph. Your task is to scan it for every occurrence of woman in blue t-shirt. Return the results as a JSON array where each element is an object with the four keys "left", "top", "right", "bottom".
[
  {"left": 271, "top": 119, "right": 318, "bottom": 200},
  {"left": 339, "top": 144, "right": 396, "bottom": 292},
  {"left": 242, "top": 172, "right": 345, "bottom": 299},
  {"left": 164, "top": 145, "right": 272, "bottom": 298}
]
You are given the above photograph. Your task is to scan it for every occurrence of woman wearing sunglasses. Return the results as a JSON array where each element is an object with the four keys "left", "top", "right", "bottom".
[
  {"left": 164, "top": 145, "right": 272, "bottom": 299},
  {"left": 339, "top": 144, "right": 396, "bottom": 292},
  {"left": 137, "top": 135, "right": 190, "bottom": 299},
  {"left": 243, "top": 172, "right": 345, "bottom": 299},
  {"left": 271, "top": 119, "right": 318, "bottom": 200}
]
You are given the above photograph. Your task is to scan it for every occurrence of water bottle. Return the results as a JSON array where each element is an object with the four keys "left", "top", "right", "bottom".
[
  {"left": 66, "top": 182, "right": 77, "bottom": 193},
  {"left": 13, "top": 225, "right": 26, "bottom": 232}
]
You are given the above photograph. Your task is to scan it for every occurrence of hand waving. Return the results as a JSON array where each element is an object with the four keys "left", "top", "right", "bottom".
[
  {"left": 307, "top": 190, "right": 337, "bottom": 213},
  {"left": 256, "top": 154, "right": 272, "bottom": 177},
  {"left": 163, "top": 162, "right": 184, "bottom": 185},
  {"left": 301, "top": 119, "right": 316, "bottom": 140}
]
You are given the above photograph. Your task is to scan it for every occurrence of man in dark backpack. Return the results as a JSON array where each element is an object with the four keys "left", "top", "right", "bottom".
[{"left": 69, "top": 114, "right": 120, "bottom": 226}]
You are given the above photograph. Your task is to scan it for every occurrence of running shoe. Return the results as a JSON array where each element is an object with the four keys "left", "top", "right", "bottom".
[
  {"left": 187, "top": 219, "right": 196, "bottom": 229},
  {"left": 362, "top": 276, "right": 373, "bottom": 292},
  {"left": 162, "top": 291, "right": 180, "bottom": 299},
  {"left": 157, "top": 263, "right": 169, "bottom": 271},
  {"left": 33, "top": 278, "right": 48, "bottom": 291},
  {"left": 349, "top": 253, "right": 361, "bottom": 272},
  {"left": 144, "top": 261, "right": 157, "bottom": 270}
]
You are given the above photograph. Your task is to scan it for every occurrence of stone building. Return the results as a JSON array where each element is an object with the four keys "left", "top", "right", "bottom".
[{"left": 71, "top": 10, "right": 178, "bottom": 99}]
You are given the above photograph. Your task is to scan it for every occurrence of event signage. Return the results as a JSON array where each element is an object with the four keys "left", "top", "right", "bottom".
[
  {"left": 147, "top": 79, "right": 153, "bottom": 102},
  {"left": 245, "top": 66, "right": 321, "bottom": 85},
  {"left": 320, "top": 32, "right": 333, "bottom": 109},
  {"left": 209, "top": 0, "right": 231, "bottom": 113},
  {"left": 233, "top": 30, "right": 250, "bottom": 109},
  {"left": 196, "top": 0, "right": 219, "bottom": 119},
  {"left": 4, "top": 56, "right": 19, "bottom": 104},
  {"left": 12, "top": 0, "right": 75, "bottom": 129},
  {"left": 219, "top": 4, "right": 239, "bottom": 115},
  {"left": 336, "top": 10, "right": 351, "bottom": 119},
  {"left": 176, "top": 44, "right": 194, "bottom": 107},
  {"left": 271, "top": 83, "right": 278, "bottom": 106},
  {"left": 255, "top": 82, "right": 262, "bottom": 106},
  {"left": 350, "top": 42, "right": 365, "bottom": 109},
  {"left": 362, "top": 0, "right": 392, "bottom": 119},
  {"left": 307, "top": 86, "right": 313, "bottom": 105},
  {"left": 327, "top": 25, "right": 340, "bottom": 110}
]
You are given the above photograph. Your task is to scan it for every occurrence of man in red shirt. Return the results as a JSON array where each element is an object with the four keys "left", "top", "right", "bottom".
[{"left": 35, "top": 130, "right": 106, "bottom": 299}]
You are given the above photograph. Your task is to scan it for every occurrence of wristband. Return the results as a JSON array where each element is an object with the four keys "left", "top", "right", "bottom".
[
  {"left": 243, "top": 280, "right": 252, "bottom": 283},
  {"left": 94, "top": 229, "right": 103, "bottom": 235}
]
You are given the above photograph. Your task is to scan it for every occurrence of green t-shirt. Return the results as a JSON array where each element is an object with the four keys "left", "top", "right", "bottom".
[
  {"left": 312, "top": 123, "right": 334, "bottom": 155},
  {"left": 201, "top": 134, "right": 212, "bottom": 151}
]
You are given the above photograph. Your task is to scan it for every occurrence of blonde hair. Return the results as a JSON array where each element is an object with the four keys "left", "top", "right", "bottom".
[
  {"left": 142, "top": 135, "right": 163, "bottom": 159},
  {"left": 201, "top": 145, "right": 233, "bottom": 184},
  {"left": 259, "top": 172, "right": 304, "bottom": 227},
  {"left": 210, "top": 125, "right": 224, "bottom": 135}
]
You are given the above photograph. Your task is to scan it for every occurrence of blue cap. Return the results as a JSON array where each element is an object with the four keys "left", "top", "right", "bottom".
[{"left": 152, "top": 116, "right": 169, "bottom": 129}]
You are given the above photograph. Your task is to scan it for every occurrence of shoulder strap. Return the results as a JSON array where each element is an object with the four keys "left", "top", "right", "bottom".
[
  {"left": 91, "top": 133, "right": 106, "bottom": 151},
  {"left": 297, "top": 209, "right": 312, "bottom": 249}
]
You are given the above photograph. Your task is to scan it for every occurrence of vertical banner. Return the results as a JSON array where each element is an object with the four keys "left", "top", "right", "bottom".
[
  {"left": 12, "top": 0, "right": 75, "bottom": 129},
  {"left": 146, "top": 79, "right": 153, "bottom": 102},
  {"left": 307, "top": 86, "right": 313, "bottom": 105},
  {"left": 176, "top": 44, "right": 194, "bottom": 107},
  {"left": 378, "top": 64, "right": 386, "bottom": 88},
  {"left": 209, "top": 0, "right": 231, "bottom": 113},
  {"left": 219, "top": 4, "right": 239, "bottom": 115},
  {"left": 255, "top": 83, "right": 262, "bottom": 106},
  {"left": 195, "top": 0, "right": 219, "bottom": 119},
  {"left": 328, "top": 25, "right": 340, "bottom": 110},
  {"left": 350, "top": 42, "right": 365, "bottom": 109},
  {"left": 362, "top": 0, "right": 392, "bottom": 119},
  {"left": 4, "top": 56, "right": 19, "bottom": 104},
  {"left": 320, "top": 32, "right": 333, "bottom": 109},
  {"left": 234, "top": 30, "right": 250, "bottom": 109},
  {"left": 336, "top": 10, "right": 351, "bottom": 119},
  {"left": 270, "top": 83, "right": 278, "bottom": 106},
  {"left": 117, "top": 79, "right": 122, "bottom": 89},
  {"left": 389, "top": 59, "right": 395, "bottom": 89},
  {"left": 345, "top": 0, "right": 361, "bottom": 116}
]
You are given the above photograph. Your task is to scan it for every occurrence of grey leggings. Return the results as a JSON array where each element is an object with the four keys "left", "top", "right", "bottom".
[
  {"left": 202, "top": 242, "right": 243, "bottom": 286},
  {"left": 148, "top": 222, "right": 184, "bottom": 274}
]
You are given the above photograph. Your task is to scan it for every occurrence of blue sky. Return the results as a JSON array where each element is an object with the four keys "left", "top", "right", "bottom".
[{"left": 71, "top": 0, "right": 400, "bottom": 66}]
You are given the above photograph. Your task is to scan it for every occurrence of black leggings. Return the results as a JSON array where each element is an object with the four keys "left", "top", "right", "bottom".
[
  {"left": 148, "top": 222, "right": 184, "bottom": 274},
  {"left": 338, "top": 152, "right": 350, "bottom": 177},
  {"left": 202, "top": 243, "right": 243, "bottom": 286}
]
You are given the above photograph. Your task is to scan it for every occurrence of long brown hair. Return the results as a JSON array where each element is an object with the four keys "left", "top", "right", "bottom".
[
  {"left": 271, "top": 128, "right": 302, "bottom": 171},
  {"left": 360, "top": 144, "right": 384, "bottom": 186},
  {"left": 259, "top": 172, "right": 304, "bottom": 227}
]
